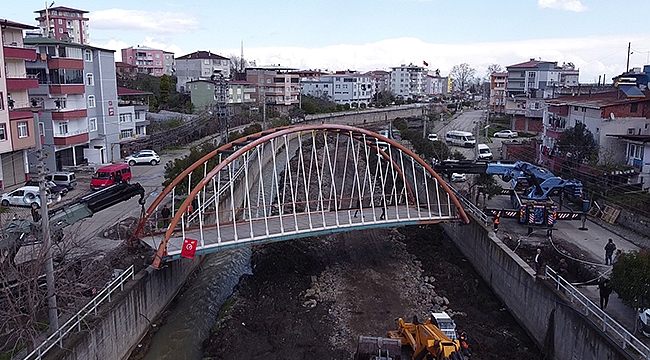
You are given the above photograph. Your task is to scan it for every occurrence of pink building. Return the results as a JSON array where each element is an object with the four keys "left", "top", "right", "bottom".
[
  {"left": 121, "top": 46, "right": 174, "bottom": 77},
  {"left": 0, "top": 19, "right": 39, "bottom": 188},
  {"left": 34, "top": 6, "right": 89, "bottom": 44}
]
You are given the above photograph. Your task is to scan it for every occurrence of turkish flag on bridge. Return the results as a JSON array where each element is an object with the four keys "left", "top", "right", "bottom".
[{"left": 181, "top": 238, "right": 198, "bottom": 259}]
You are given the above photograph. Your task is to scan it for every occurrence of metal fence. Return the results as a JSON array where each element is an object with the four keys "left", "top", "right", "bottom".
[
  {"left": 21, "top": 265, "right": 135, "bottom": 360},
  {"left": 449, "top": 186, "right": 489, "bottom": 225},
  {"left": 545, "top": 266, "right": 650, "bottom": 360}
]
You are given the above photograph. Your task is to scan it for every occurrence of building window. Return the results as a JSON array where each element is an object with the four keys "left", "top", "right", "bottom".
[
  {"left": 17, "top": 122, "right": 28, "bottom": 138},
  {"left": 84, "top": 49, "right": 92, "bottom": 61},
  {"left": 120, "top": 129, "right": 133, "bottom": 138},
  {"left": 134, "top": 111, "right": 141, "bottom": 120},
  {"left": 119, "top": 113, "right": 132, "bottom": 123},
  {"left": 631, "top": 103, "right": 638, "bottom": 113},
  {"left": 0, "top": 124, "right": 6, "bottom": 141},
  {"left": 59, "top": 28, "right": 63, "bottom": 34},
  {"left": 86, "top": 73, "right": 94, "bottom": 86},
  {"left": 0, "top": 92, "right": 3, "bottom": 110},
  {"left": 204, "top": 60, "right": 210, "bottom": 65},
  {"left": 58, "top": 121, "right": 68, "bottom": 135},
  {"left": 87, "top": 95, "right": 95, "bottom": 108},
  {"left": 89, "top": 118, "right": 97, "bottom": 131},
  {"left": 39, "top": 122, "right": 45, "bottom": 136},
  {"left": 58, "top": 19, "right": 62, "bottom": 24}
]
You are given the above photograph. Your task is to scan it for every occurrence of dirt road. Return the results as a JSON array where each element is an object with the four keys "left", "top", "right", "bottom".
[{"left": 203, "top": 225, "right": 543, "bottom": 359}]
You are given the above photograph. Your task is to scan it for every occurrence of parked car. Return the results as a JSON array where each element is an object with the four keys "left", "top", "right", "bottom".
[
  {"left": 125, "top": 150, "right": 160, "bottom": 166},
  {"left": 427, "top": 133, "right": 439, "bottom": 142},
  {"left": 25, "top": 179, "right": 69, "bottom": 196},
  {"left": 493, "top": 129, "right": 519, "bottom": 138},
  {"left": 45, "top": 172, "right": 77, "bottom": 190},
  {"left": 91, "top": 163, "right": 132, "bottom": 190},
  {"left": 477, "top": 143, "right": 493, "bottom": 160},
  {"left": 0, "top": 186, "right": 56, "bottom": 207},
  {"left": 451, "top": 173, "right": 467, "bottom": 182}
]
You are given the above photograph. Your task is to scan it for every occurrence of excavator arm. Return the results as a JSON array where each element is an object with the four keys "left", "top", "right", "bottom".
[{"left": 1, "top": 182, "right": 146, "bottom": 265}]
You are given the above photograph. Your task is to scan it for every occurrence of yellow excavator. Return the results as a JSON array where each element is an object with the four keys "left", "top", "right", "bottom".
[{"left": 355, "top": 316, "right": 465, "bottom": 360}]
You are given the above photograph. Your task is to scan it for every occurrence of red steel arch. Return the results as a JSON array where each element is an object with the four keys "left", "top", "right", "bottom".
[{"left": 135, "top": 124, "right": 468, "bottom": 268}]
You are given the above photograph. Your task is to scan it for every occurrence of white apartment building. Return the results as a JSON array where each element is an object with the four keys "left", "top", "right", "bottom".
[
  {"left": 301, "top": 73, "right": 373, "bottom": 106},
  {"left": 390, "top": 64, "right": 427, "bottom": 100}
]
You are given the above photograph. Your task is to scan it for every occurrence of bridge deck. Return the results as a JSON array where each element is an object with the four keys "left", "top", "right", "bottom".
[{"left": 141, "top": 204, "right": 454, "bottom": 261}]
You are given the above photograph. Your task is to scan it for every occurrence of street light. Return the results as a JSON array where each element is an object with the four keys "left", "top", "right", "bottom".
[{"left": 30, "top": 99, "right": 59, "bottom": 332}]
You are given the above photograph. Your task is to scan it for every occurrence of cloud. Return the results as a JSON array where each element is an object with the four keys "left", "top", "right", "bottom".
[
  {"left": 215, "top": 34, "right": 650, "bottom": 83},
  {"left": 89, "top": 9, "right": 199, "bottom": 34},
  {"left": 538, "top": 0, "right": 587, "bottom": 12}
]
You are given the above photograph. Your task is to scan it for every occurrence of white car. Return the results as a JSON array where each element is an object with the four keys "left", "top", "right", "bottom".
[
  {"left": 0, "top": 186, "right": 56, "bottom": 207},
  {"left": 427, "top": 133, "right": 439, "bottom": 142},
  {"left": 125, "top": 150, "right": 160, "bottom": 166},
  {"left": 451, "top": 173, "right": 466, "bottom": 182},
  {"left": 493, "top": 129, "right": 519, "bottom": 138}
]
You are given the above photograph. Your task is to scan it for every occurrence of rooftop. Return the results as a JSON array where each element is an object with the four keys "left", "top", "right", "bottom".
[
  {"left": 117, "top": 87, "right": 153, "bottom": 96},
  {"left": 547, "top": 90, "right": 650, "bottom": 109},
  {"left": 34, "top": 6, "right": 89, "bottom": 14},
  {"left": 0, "top": 19, "right": 38, "bottom": 30},
  {"left": 177, "top": 50, "right": 228, "bottom": 60},
  {"left": 24, "top": 36, "right": 114, "bottom": 52}
]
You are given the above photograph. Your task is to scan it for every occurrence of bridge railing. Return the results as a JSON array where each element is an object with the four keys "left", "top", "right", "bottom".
[
  {"left": 449, "top": 186, "right": 489, "bottom": 225},
  {"left": 21, "top": 265, "right": 135, "bottom": 360},
  {"left": 545, "top": 266, "right": 650, "bottom": 360}
]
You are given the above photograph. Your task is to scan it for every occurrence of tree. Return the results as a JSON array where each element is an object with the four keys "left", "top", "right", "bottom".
[
  {"left": 611, "top": 251, "right": 650, "bottom": 309},
  {"left": 158, "top": 74, "right": 171, "bottom": 108},
  {"left": 449, "top": 63, "right": 476, "bottom": 92},
  {"left": 229, "top": 55, "right": 249, "bottom": 81},
  {"left": 556, "top": 122, "right": 599, "bottom": 165},
  {"left": 485, "top": 64, "right": 503, "bottom": 79}
]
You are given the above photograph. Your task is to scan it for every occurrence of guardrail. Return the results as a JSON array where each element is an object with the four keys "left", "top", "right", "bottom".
[
  {"left": 21, "top": 265, "right": 135, "bottom": 360},
  {"left": 449, "top": 186, "right": 489, "bottom": 225},
  {"left": 545, "top": 266, "right": 650, "bottom": 359}
]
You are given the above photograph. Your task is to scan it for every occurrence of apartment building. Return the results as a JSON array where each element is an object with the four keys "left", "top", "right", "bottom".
[
  {"left": 542, "top": 88, "right": 650, "bottom": 187},
  {"left": 117, "top": 87, "right": 151, "bottom": 141},
  {"left": 364, "top": 70, "right": 390, "bottom": 97},
  {"left": 25, "top": 37, "right": 120, "bottom": 170},
  {"left": 0, "top": 20, "right": 39, "bottom": 188},
  {"left": 425, "top": 74, "right": 449, "bottom": 96},
  {"left": 246, "top": 66, "right": 300, "bottom": 113},
  {"left": 34, "top": 6, "right": 89, "bottom": 44},
  {"left": 176, "top": 51, "right": 230, "bottom": 92},
  {"left": 121, "top": 46, "right": 174, "bottom": 77},
  {"left": 489, "top": 72, "right": 507, "bottom": 114},
  {"left": 505, "top": 59, "right": 581, "bottom": 134},
  {"left": 389, "top": 64, "right": 427, "bottom": 100},
  {"left": 188, "top": 79, "right": 256, "bottom": 111},
  {"left": 301, "top": 72, "right": 373, "bottom": 106}
]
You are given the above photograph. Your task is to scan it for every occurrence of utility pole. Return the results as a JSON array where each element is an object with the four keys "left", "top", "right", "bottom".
[
  {"left": 626, "top": 42, "right": 631, "bottom": 73},
  {"left": 31, "top": 105, "right": 59, "bottom": 332}
]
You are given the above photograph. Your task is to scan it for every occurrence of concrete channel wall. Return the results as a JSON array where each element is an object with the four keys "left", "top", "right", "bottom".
[
  {"left": 441, "top": 218, "right": 631, "bottom": 360},
  {"left": 304, "top": 105, "right": 424, "bottom": 126},
  {"left": 46, "top": 257, "right": 202, "bottom": 360}
]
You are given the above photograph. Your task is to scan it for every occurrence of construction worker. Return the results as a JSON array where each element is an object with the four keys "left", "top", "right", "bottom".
[
  {"left": 493, "top": 213, "right": 500, "bottom": 233},
  {"left": 459, "top": 331, "right": 471, "bottom": 358}
]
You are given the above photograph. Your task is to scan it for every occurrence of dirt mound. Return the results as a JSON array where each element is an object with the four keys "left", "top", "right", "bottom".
[{"left": 203, "top": 225, "right": 543, "bottom": 359}]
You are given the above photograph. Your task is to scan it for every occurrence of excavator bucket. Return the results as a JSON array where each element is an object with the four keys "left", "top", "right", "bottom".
[{"left": 355, "top": 336, "right": 402, "bottom": 360}]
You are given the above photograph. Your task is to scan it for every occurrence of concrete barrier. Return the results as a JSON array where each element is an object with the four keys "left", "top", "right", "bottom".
[
  {"left": 44, "top": 257, "right": 202, "bottom": 360},
  {"left": 441, "top": 218, "right": 633, "bottom": 360}
]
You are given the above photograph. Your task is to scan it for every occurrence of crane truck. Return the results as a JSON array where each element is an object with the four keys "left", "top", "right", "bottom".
[
  {"left": 433, "top": 160, "right": 583, "bottom": 227},
  {"left": 0, "top": 182, "right": 146, "bottom": 266},
  {"left": 355, "top": 316, "right": 465, "bottom": 360}
]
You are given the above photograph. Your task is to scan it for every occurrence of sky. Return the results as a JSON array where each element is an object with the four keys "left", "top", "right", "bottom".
[{"left": 6, "top": 0, "right": 650, "bottom": 83}]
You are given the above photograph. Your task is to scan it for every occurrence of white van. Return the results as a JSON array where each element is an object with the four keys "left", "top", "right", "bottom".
[
  {"left": 477, "top": 144, "right": 493, "bottom": 160},
  {"left": 445, "top": 130, "right": 476, "bottom": 148}
]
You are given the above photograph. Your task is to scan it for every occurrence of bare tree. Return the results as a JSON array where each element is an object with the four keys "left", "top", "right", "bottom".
[
  {"left": 449, "top": 63, "right": 476, "bottom": 92},
  {"left": 229, "top": 55, "right": 249, "bottom": 81},
  {"left": 485, "top": 64, "right": 503, "bottom": 79}
]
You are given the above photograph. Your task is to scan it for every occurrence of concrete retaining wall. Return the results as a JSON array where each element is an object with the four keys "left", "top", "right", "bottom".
[
  {"left": 441, "top": 219, "right": 631, "bottom": 360},
  {"left": 46, "top": 257, "right": 202, "bottom": 360},
  {"left": 305, "top": 106, "right": 424, "bottom": 126}
]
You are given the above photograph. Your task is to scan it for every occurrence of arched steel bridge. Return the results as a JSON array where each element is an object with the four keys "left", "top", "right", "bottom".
[{"left": 134, "top": 124, "right": 469, "bottom": 269}]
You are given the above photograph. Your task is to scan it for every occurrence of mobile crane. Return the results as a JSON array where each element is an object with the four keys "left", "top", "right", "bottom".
[
  {"left": 433, "top": 160, "right": 583, "bottom": 227},
  {"left": 0, "top": 182, "right": 146, "bottom": 266},
  {"left": 355, "top": 317, "right": 464, "bottom": 360}
]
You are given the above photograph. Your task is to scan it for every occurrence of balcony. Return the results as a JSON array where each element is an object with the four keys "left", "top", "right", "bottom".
[
  {"left": 49, "top": 84, "right": 85, "bottom": 95},
  {"left": 47, "top": 58, "right": 84, "bottom": 70},
  {"left": 53, "top": 129, "right": 89, "bottom": 146},
  {"left": 6, "top": 77, "right": 39, "bottom": 91},
  {"left": 51, "top": 109, "right": 87, "bottom": 120},
  {"left": 3, "top": 46, "right": 37, "bottom": 61}
]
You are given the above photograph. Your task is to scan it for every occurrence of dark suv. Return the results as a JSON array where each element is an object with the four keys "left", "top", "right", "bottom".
[{"left": 25, "top": 179, "right": 69, "bottom": 197}]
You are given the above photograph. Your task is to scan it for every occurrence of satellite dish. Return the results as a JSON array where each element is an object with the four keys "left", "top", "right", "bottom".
[{"left": 610, "top": 113, "right": 615, "bottom": 120}]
